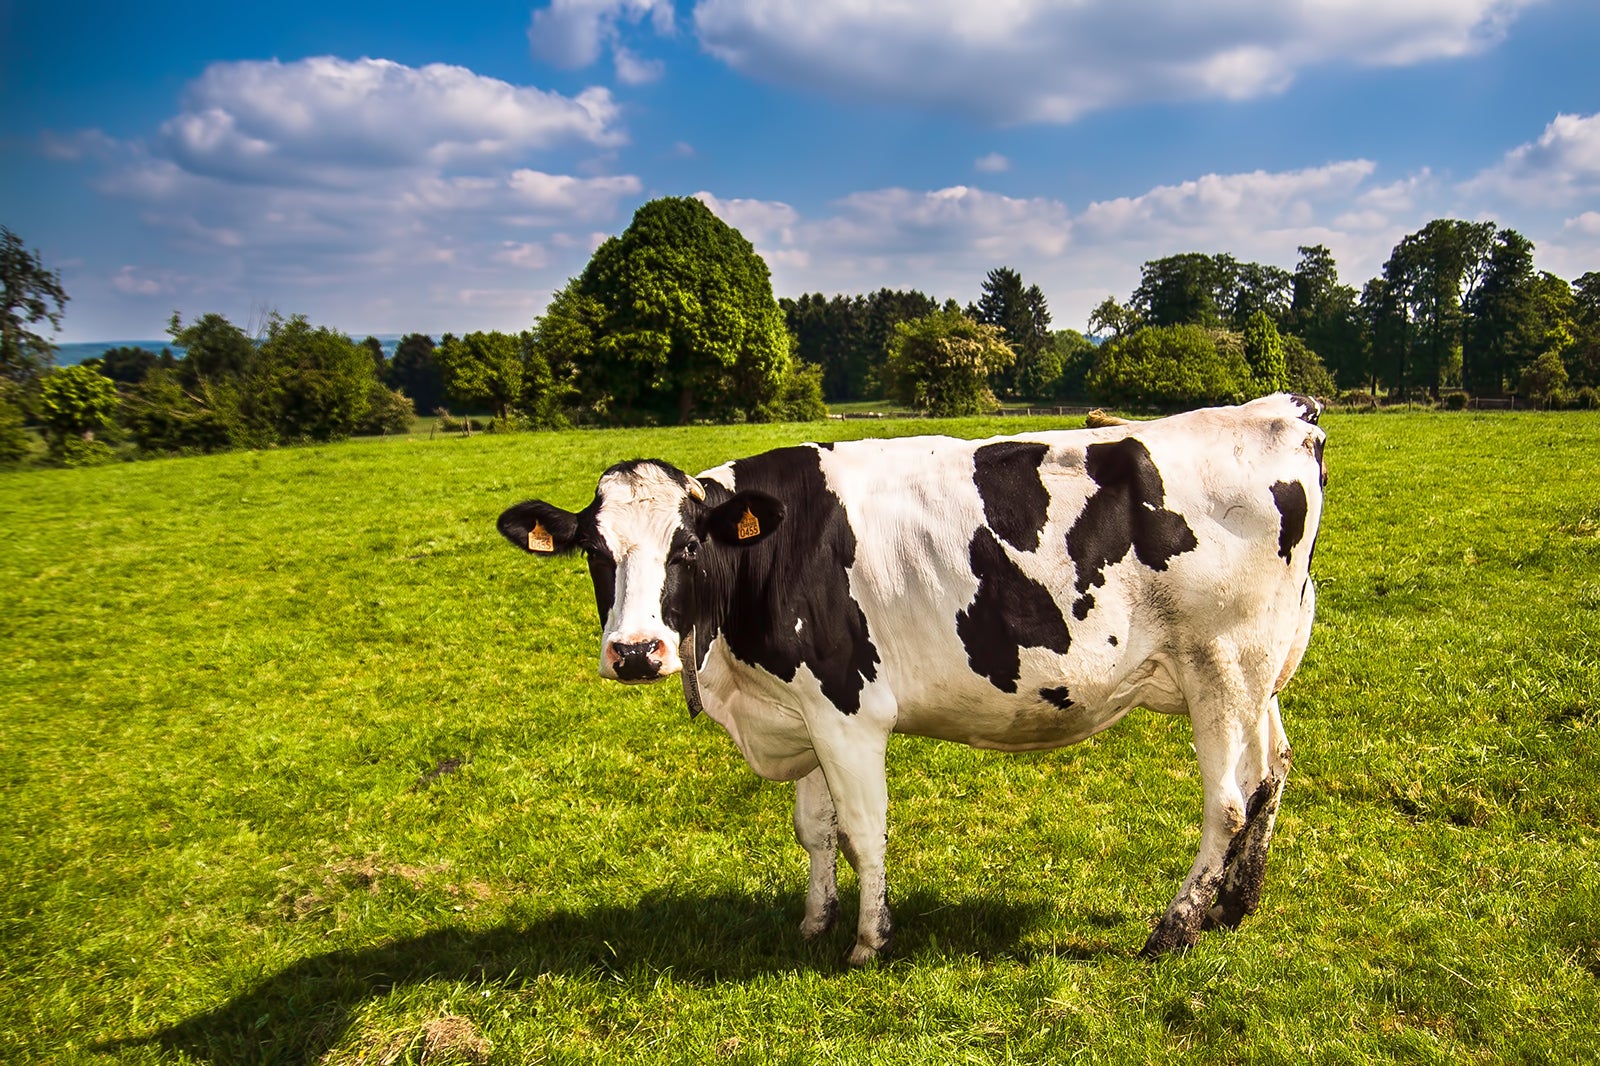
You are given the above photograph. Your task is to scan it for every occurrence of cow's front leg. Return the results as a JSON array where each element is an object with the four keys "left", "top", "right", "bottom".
[
  {"left": 1142, "top": 680, "right": 1251, "bottom": 957},
  {"left": 811, "top": 727, "right": 892, "bottom": 966},
  {"left": 793, "top": 766, "right": 839, "bottom": 940}
]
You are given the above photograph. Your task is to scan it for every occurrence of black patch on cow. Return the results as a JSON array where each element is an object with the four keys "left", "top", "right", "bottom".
[
  {"left": 1270, "top": 480, "right": 1308, "bottom": 564},
  {"left": 1287, "top": 394, "right": 1321, "bottom": 424},
  {"left": 1065, "top": 437, "right": 1198, "bottom": 620},
  {"left": 973, "top": 441, "right": 1051, "bottom": 551},
  {"left": 693, "top": 445, "right": 880, "bottom": 715},
  {"left": 1108, "top": 635, "right": 1118, "bottom": 646},
  {"left": 816, "top": 441, "right": 835, "bottom": 450},
  {"left": 585, "top": 547, "right": 617, "bottom": 627},
  {"left": 957, "top": 527, "right": 1072, "bottom": 693},
  {"left": 1039, "top": 686, "right": 1074, "bottom": 710}
]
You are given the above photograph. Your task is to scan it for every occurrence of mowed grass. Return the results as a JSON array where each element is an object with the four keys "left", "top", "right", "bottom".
[{"left": 2, "top": 410, "right": 1597, "bottom": 1064}]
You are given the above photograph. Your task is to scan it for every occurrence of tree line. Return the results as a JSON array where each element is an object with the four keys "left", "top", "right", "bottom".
[{"left": 5, "top": 204, "right": 1598, "bottom": 465}]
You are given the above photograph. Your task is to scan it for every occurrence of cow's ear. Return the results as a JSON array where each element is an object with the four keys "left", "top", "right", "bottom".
[
  {"left": 702, "top": 491, "right": 785, "bottom": 547},
  {"left": 498, "top": 500, "right": 580, "bottom": 556}
]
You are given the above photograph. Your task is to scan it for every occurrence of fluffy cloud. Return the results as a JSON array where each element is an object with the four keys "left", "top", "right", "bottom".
[
  {"left": 83, "top": 57, "right": 643, "bottom": 333},
  {"left": 1463, "top": 112, "right": 1600, "bottom": 208},
  {"left": 696, "top": 160, "right": 1429, "bottom": 329},
  {"left": 155, "top": 56, "right": 623, "bottom": 187},
  {"left": 529, "top": 0, "right": 674, "bottom": 82},
  {"left": 691, "top": 0, "right": 1537, "bottom": 123}
]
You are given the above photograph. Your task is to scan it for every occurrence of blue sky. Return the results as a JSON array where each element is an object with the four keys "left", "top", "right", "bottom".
[{"left": 5, "top": 0, "right": 1599, "bottom": 342}]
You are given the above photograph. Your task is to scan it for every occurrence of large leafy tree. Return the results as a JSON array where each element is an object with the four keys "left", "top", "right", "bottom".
[
  {"left": 243, "top": 314, "right": 377, "bottom": 442},
  {"left": 435, "top": 331, "right": 526, "bottom": 422},
  {"left": 1287, "top": 245, "right": 1364, "bottom": 389},
  {"left": 882, "top": 310, "right": 1013, "bottom": 417},
  {"left": 1, "top": 226, "right": 69, "bottom": 391},
  {"left": 1375, "top": 219, "right": 1496, "bottom": 398},
  {"left": 387, "top": 333, "right": 444, "bottom": 414},
  {"left": 971, "top": 266, "right": 1053, "bottom": 400},
  {"left": 1568, "top": 271, "right": 1600, "bottom": 389},
  {"left": 549, "top": 196, "right": 795, "bottom": 424},
  {"left": 1087, "top": 325, "right": 1255, "bottom": 411}
]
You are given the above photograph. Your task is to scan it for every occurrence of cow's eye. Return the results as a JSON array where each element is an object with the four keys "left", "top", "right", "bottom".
[{"left": 679, "top": 539, "right": 700, "bottom": 562}]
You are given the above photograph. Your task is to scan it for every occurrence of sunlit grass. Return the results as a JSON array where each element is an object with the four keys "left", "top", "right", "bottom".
[{"left": 2, "top": 410, "right": 1598, "bottom": 1063}]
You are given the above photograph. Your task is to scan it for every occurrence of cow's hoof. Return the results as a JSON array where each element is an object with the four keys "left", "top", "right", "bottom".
[
  {"left": 1139, "top": 920, "right": 1200, "bottom": 959},
  {"left": 800, "top": 899, "right": 839, "bottom": 940},
  {"left": 847, "top": 942, "right": 883, "bottom": 967}
]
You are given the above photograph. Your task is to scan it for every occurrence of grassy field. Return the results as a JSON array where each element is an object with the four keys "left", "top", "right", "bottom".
[{"left": 2, "top": 410, "right": 1598, "bottom": 1064}]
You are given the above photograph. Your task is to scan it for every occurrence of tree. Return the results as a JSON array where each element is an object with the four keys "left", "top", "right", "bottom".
[
  {"left": 1087, "top": 296, "right": 1141, "bottom": 339},
  {"left": 557, "top": 197, "right": 794, "bottom": 424},
  {"left": 1519, "top": 349, "right": 1569, "bottom": 407},
  {"left": 435, "top": 331, "right": 525, "bottom": 422},
  {"left": 1567, "top": 271, "right": 1600, "bottom": 389},
  {"left": 1051, "top": 329, "right": 1098, "bottom": 400},
  {"left": 971, "top": 267, "right": 1053, "bottom": 400},
  {"left": 1287, "top": 245, "right": 1364, "bottom": 389},
  {"left": 882, "top": 310, "right": 1013, "bottom": 416},
  {"left": 1086, "top": 325, "right": 1255, "bottom": 411},
  {"left": 360, "top": 335, "right": 387, "bottom": 379},
  {"left": 243, "top": 314, "right": 377, "bottom": 442},
  {"left": 96, "top": 346, "right": 169, "bottom": 387},
  {"left": 38, "top": 364, "right": 117, "bottom": 464},
  {"left": 168, "top": 312, "right": 255, "bottom": 388},
  {"left": 1, "top": 226, "right": 69, "bottom": 391},
  {"left": 1242, "top": 311, "right": 1288, "bottom": 393},
  {"left": 1377, "top": 220, "right": 1495, "bottom": 398},
  {"left": 387, "top": 333, "right": 444, "bottom": 414}
]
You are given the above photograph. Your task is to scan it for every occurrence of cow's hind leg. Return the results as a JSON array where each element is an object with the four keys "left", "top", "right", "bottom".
[
  {"left": 793, "top": 767, "right": 840, "bottom": 940},
  {"left": 1142, "top": 658, "right": 1271, "bottom": 958},
  {"left": 1205, "top": 694, "right": 1291, "bottom": 930}
]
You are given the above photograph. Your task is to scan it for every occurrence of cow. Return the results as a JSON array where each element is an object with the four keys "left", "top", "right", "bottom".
[{"left": 497, "top": 393, "right": 1326, "bottom": 964}]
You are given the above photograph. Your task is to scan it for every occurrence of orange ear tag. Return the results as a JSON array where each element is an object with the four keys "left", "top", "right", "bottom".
[
  {"left": 736, "top": 507, "right": 761, "bottom": 540},
  {"left": 528, "top": 522, "right": 555, "bottom": 553}
]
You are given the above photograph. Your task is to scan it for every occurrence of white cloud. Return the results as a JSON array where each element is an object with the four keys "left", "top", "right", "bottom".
[
  {"left": 1463, "top": 111, "right": 1600, "bottom": 208},
  {"left": 111, "top": 266, "right": 184, "bottom": 296},
  {"left": 155, "top": 56, "right": 624, "bottom": 187},
  {"left": 690, "top": 0, "right": 1537, "bottom": 123},
  {"left": 80, "top": 56, "right": 645, "bottom": 335},
  {"left": 529, "top": 0, "right": 675, "bottom": 70},
  {"left": 38, "top": 128, "right": 118, "bottom": 162},
  {"left": 685, "top": 159, "right": 1436, "bottom": 331},
  {"left": 974, "top": 152, "right": 1010, "bottom": 174},
  {"left": 613, "top": 46, "right": 665, "bottom": 85}
]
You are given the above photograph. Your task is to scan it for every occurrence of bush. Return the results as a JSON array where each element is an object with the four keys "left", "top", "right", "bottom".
[
  {"left": 0, "top": 385, "right": 32, "bottom": 463},
  {"left": 1442, "top": 391, "right": 1469, "bottom": 411},
  {"left": 122, "top": 369, "right": 238, "bottom": 454},
  {"left": 1573, "top": 385, "right": 1600, "bottom": 410},
  {"left": 1086, "top": 324, "right": 1253, "bottom": 411},
  {"left": 244, "top": 315, "right": 376, "bottom": 442},
  {"left": 48, "top": 435, "right": 115, "bottom": 467},
  {"left": 883, "top": 311, "right": 1013, "bottom": 417},
  {"left": 433, "top": 409, "right": 485, "bottom": 434},
  {"left": 1336, "top": 389, "right": 1378, "bottom": 408},
  {"left": 38, "top": 365, "right": 118, "bottom": 445},
  {"left": 357, "top": 383, "right": 415, "bottom": 436}
]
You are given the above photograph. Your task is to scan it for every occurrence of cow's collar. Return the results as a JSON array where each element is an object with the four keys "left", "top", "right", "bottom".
[{"left": 680, "top": 626, "right": 704, "bottom": 719}]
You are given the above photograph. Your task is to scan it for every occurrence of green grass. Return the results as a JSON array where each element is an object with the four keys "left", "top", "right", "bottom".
[{"left": 3, "top": 411, "right": 1598, "bottom": 1064}]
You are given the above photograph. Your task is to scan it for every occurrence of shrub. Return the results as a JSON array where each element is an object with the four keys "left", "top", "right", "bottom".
[
  {"left": 1443, "top": 391, "right": 1469, "bottom": 411},
  {"left": 357, "top": 382, "right": 415, "bottom": 435},
  {"left": 1573, "top": 385, "right": 1600, "bottom": 410},
  {"left": 0, "top": 385, "right": 32, "bottom": 463},
  {"left": 49, "top": 435, "right": 114, "bottom": 467},
  {"left": 38, "top": 364, "right": 118, "bottom": 445}
]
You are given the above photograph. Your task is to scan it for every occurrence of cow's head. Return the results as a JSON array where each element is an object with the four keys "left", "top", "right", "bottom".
[{"left": 498, "top": 459, "right": 783, "bottom": 683}]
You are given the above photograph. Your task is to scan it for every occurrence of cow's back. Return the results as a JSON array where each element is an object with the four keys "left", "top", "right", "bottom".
[{"left": 801, "top": 395, "right": 1324, "bottom": 749}]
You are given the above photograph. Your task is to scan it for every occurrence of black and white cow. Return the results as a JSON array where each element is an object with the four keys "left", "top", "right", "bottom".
[{"left": 498, "top": 394, "right": 1326, "bottom": 964}]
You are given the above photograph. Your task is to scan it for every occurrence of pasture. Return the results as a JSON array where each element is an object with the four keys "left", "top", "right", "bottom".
[{"left": 2, "top": 409, "right": 1597, "bottom": 1064}]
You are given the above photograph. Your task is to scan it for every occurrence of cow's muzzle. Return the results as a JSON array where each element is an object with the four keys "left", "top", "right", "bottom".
[{"left": 604, "top": 637, "right": 682, "bottom": 683}]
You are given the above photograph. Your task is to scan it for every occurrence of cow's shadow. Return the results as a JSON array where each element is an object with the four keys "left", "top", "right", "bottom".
[{"left": 102, "top": 888, "right": 1122, "bottom": 1064}]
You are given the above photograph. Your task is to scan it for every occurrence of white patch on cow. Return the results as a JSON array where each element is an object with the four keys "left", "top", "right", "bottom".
[{"left": 592, "top": 463, "right": 688, "bottom": 678}]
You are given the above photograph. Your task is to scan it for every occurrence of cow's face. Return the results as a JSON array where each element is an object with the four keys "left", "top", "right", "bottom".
[{"left": 499, "top": 459, "right": 783, "bottom": 684}]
